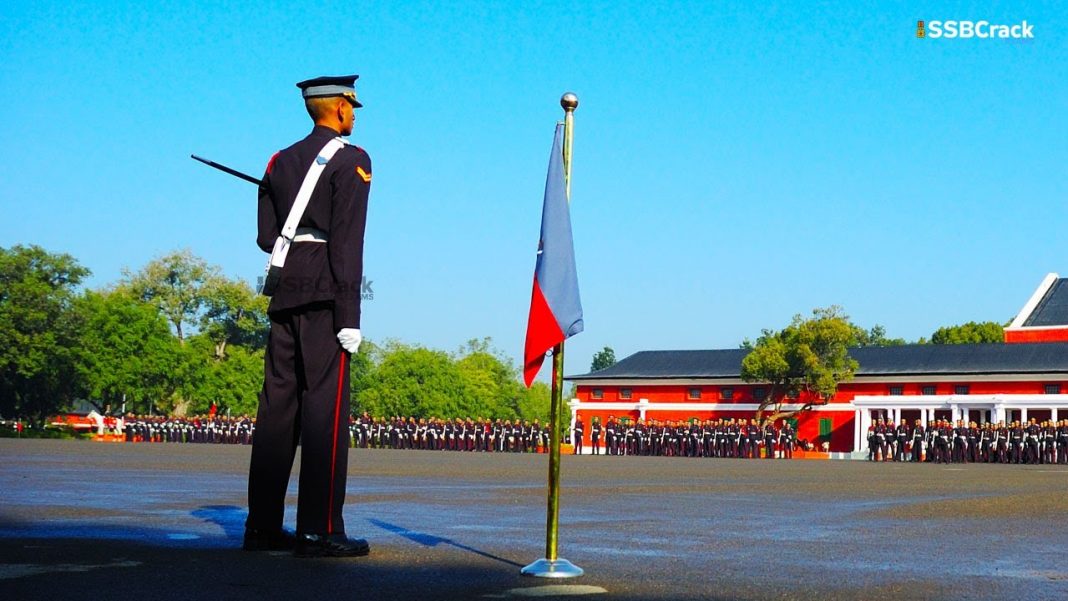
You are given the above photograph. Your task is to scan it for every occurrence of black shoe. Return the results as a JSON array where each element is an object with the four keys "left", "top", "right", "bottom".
[
  {"left": 242, "top": 528, "right": 297, "bottom": 551},
  {"left": 294, "top": 533, "right": 370, "bottom": 558}
]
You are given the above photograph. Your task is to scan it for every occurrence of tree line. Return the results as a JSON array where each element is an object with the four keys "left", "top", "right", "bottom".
[
  {"left": 1, "top": 244, "right": 1006, "bottom": 426},
  {"left": 0, "top": 245, "right": 549, "bottom": 424}
]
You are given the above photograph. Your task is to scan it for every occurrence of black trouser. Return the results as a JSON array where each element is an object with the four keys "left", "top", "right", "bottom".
[
  {"left": 935, "top": 439, "right": 949, "bottom": 463},
  {"left": 763, "top": 438, "right": 775, "bottom": 458},
  {"left": 1026, "top": 441, "right": 1039, "bottom": 464},
  {"left": 247, "top": 303, "right": 350, "bottom": 537}
]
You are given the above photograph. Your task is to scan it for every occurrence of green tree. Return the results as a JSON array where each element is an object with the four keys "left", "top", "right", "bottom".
[
  {"left": 73, "top": 290, "right": 181, "bottom": 414},
  {"left": 590, "top": 346, "right": 617, "bottom": 371},
  {"left": 183, "top": 337, "right": 263, "bottom": 416},
  {"left": 929, "top": 321, "right": 1004, "bottom": 344},
  {"left": 349, "top": 338, "right": 551, "bottom": 422},
  {"left": 120, "top": 249, "right": 222, "bottom": 343},
  {"left": 741, "top": 306, "right": 859, "bottom": 422},
  {"left": 0, "top": 245, "right": 89, "bottom": 421},
  {"left": 514, "top": 381, "right": 551, "bottom": 423},
  {"left": 455, "top": 339, "right": 517, "bottom": 419},
  {"left": 354, "top": 342, "right": 472, "bottom": 419},
  {"left": 850, "top": 324, "right": 906, "bottom": 347},
  {"left": 200, "top": 277, "right": 269, "bottom": 359}
]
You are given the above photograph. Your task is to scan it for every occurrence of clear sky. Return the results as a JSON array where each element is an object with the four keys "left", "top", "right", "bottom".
[{"left": 1, "top": 1, "right": 1065, "bottom": 380}]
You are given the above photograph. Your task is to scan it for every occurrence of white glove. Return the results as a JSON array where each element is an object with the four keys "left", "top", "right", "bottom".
[{"left": 337, "top": 328, "right": 362, "bottom": 353}]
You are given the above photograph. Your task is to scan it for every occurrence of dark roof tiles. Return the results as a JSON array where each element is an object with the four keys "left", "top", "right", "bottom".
[
  {"left": 1023, "top": 278, "right": 1068, "bottom": 327},
  {"left": 568, "top": 343, "right": 1068, "bottom": 380}
]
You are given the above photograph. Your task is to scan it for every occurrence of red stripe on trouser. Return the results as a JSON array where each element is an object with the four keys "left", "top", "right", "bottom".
[{"left": 327, "top": 352, "right": 347, "bottom": 534}]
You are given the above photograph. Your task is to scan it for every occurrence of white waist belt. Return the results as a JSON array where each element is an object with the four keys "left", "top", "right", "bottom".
[{"left": 293, "top": 227, "right": 328, "bottom": 243}]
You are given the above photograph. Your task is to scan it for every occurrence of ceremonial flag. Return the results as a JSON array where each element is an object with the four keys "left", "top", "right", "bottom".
[{"left": 523, "top": 123, "right": 583, "bottom": 387}]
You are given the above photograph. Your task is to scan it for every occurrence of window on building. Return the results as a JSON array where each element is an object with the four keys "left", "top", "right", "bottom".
[
  {"left": 819, "top": 418, "right": 833, "bottom": 444},
  {"left": 754, "top": 388, "right": 767, "bottom": 401},
  {"left": 591, "top": 388, "right": 603, "bottom": 400},
  {"left": 1045, "top": 384, "right": 1062, "bottom": 395},
  {"left": 954, "top": 385, "right": 970, "bottom": 395},
  {"left": 688, "top": 388, "right": 701, "bottom": 400},
  {"left": 721, "top": 388, "right": 734, "bottom": 400},
  {"left": 921, "top": 386, "right": 936, "bottom": 396},
  {"left": 619, "top": 388, "right": 632, "bottom": 400},
  {"left": 889, "top": 386, "right": 903, "bottom": 396}
]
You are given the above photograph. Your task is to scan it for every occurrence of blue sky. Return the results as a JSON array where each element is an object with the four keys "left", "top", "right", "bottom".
[{"left": 1, "top": 1, "right": 1065, "bottom": 380}]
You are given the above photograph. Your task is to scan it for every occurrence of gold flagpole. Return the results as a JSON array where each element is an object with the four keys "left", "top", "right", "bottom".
[{"left": 521, "top": 93, "right": 583, "bottom": 579}]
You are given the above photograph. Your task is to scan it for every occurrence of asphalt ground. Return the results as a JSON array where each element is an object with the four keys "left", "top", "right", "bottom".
[{"left": 1, "top": 439, "right": 1066, "bottom": 600}]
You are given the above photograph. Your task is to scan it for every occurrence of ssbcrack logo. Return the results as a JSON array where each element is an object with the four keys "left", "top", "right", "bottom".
[{"left": 918, "top": 19, "right": 1034, "bottom": 39}]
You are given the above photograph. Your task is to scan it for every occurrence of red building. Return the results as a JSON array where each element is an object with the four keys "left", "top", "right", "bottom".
[{"left": 566, "top": 274, "right": 1068, "bottom": 456}]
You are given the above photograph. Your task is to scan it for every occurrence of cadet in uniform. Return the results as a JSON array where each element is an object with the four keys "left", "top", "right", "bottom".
[
  {"left": 910, "top": 419, "right": 925, "bottom": 462},
  {"left": 586, "top": 418, "right": 598, "bottom": 454},
  {"left": 762, "top": 420, "right": 776, "bottom": 459},
  {"left": 779, "top": 420, "right": 795, "bottom": 459},
  {"left": 572, "top": 417, "right": 584, "bottom": 454},
  {"left": 894, "top": 419, "right": 909, "bottom": 462},
  {"left": 245, "top": 75, "right": 371, "bottom": 558}
]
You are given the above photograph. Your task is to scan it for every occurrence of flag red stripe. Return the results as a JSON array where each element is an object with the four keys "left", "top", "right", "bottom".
[{"left": 524, "top": 277, "right": 565, "bottom": 386}]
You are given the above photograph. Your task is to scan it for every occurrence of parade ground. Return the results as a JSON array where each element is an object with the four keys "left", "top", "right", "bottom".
[{"left": 1, "top": 440, "right": 1066, "bottom": 600}]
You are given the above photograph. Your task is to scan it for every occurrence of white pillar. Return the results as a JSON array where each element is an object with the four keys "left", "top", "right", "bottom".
[
  {"left": 1021, "top": 408, "right": 1028, "bottom": 423},
  {"left": 569, "top": 402, "right": 579, "bottom": 447},
  {"left": 854, "top": 409, "right": 862, "bottom": 452},
  {"left": 1053, "top": 408, "right": 1059, "bottom": 422},
  {"left": 921, "top": 408, "right": 928, "bottom": 424},
  {"left": 638, "top": 398, "right": 648, "bottom": 421},
  {"left": 950, "top": 404, "right": 959, "bottom": 422}
]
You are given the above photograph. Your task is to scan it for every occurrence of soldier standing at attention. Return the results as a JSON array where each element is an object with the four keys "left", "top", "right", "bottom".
[
  {"left": 605, "top": 417, "right": 617, "bottom": 456},
  {"left": 935, "top": 420, "right": 951, "bottom": 464},
  {"left": 761, "top": 420, "right": 776, "bottom": 459},
  {"left": 573, "top": 417, "right": 584, "bottom": 455},
  {"left": 910, "top": 419, "right": 925, "bottom": 463},
  {"left": 590, "top": 417, "right": 601, "bottom": 455},
  {"left": 245, "top": 75, "right": 371, "bottom": 558},
  {"left": 1058, "top": 419, "right": 1068, "bottom": 464},
  {"left": 895, "top": 419, "right": 909, "bottom": 462},
  {"left": 779, "top": 420, "right": 795, "bottom": 459},
  {"left": 873, "top": 418, "right": 887, "bottom": 461}
]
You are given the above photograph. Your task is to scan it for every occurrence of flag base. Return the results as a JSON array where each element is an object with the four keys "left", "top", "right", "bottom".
[{"left": 520, "top": 558, "right": 584, "bottom": 578}]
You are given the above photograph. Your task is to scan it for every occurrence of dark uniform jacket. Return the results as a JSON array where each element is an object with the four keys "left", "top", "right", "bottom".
[{"left": 258, "top": 125, "right": 372, "bottom": 330}]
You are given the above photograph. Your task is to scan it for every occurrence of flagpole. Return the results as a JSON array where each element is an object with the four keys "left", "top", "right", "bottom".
[{"left": 522, "top": 92, "right": 583, "bottom": 579}]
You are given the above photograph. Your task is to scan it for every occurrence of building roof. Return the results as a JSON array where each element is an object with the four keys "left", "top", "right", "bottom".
[
  {"left": 1023, "top": 278, "right": 1068, "bottom": 327},
  {"left": 567, "top": 342, "right": 1068, "bottom": 381}
]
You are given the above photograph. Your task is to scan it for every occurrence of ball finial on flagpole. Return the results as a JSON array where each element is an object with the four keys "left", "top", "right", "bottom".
[{"left": 560, "top": 92, "right": 578, "bottom": 111}]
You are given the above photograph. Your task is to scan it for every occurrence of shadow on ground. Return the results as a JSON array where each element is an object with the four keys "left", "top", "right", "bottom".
[{"left": 0, "top": 514, "right": 809, "bottom": 601}]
